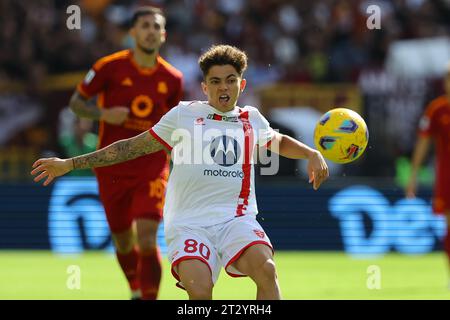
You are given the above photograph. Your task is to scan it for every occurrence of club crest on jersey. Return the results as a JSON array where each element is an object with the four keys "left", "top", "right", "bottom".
[
  {"left": 209, "top": 135, "right": 241, "bottom": 167},
  {"left": 158, "top": 81, "right": 168, "bottom": 94},
  {"left": 207, "top": 113, "right": 238, "bottom": 122},
  {"left": 253, "top": 229, "right": 265, "bottom": 239},
  {"left": 195, "top": 117, "right": 205, "bottom": 125}
]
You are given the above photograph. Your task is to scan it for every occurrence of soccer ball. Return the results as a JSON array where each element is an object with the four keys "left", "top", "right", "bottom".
[{"left": 313, "top": 108, "right": 369, "bottom": 164}]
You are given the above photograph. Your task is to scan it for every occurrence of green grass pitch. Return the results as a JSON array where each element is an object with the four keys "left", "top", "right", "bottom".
[{"left": 0, "top": 251, "right": 449, "bottom": 300}]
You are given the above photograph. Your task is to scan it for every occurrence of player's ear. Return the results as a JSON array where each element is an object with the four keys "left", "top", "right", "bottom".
[
  {"left": 129, "top": 26, "right": 136, "bottom": 38},
  {"left": 160, "top": 30, "right": 167, "bottom": 44},
  {"left": 240, "top": 78, "right": 247, "bottom": 93},
  {"left": 201, "top": 81, "right": 208, "bottom": 96}
]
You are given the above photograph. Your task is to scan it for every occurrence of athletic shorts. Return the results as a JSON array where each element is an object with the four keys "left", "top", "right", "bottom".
[
  {"left": 432, "top": 195, "right": 450, "bottom": 215},
  {"left": 96, "top": 169, "right": 168, "bottom": 233},
  {"left": 166, "top": 215, "right": 273, "bottom": 290}
]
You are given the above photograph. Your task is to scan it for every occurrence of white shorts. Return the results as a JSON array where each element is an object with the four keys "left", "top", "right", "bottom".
[{"left": 166, "top": 215, "right": 273, "bottom": 289}]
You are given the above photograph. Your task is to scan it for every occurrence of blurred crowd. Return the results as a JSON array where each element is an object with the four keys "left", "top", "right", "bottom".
[
  {"left": 0, "top": 0, "right": 449, "bottom": 180},
  {"left": 1, "top": 0, "right": 449, "bottom": 89}
]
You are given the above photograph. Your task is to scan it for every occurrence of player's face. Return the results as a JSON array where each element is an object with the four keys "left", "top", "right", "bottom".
[
  {"left": 130, "top": 14, "right": 166, "bottom": 54},
  {"left": 201, "top": 65, "right": 246, "bottom": 112}
]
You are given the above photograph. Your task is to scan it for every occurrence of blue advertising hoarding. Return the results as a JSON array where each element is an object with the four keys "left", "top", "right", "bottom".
[{"left": 0, "top": 177, "right": 445, "bottom": 256}]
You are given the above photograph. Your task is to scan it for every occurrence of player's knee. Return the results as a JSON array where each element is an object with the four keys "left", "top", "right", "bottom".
[
  {"left": 186, "top": 281, "right": 213, "bottom": 300},
  {"left": 137, "top": 234, "right": 157, "bottom": 253},
  {"left": 255, "top": 259, "right": 278, "bottom": 285},
  {"left": 113, "top": 237, "right": 134, "bottom": 254}
]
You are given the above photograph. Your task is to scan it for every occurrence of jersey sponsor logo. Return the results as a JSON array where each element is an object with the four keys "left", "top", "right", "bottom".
[
  {"left": 207, "top": 113, "right": 239, "bottom": 122},
  {"left": 131, "top": 95, "right": 154, "bottom": 118},
  {"left": 210, "top": 135, "right": 241, "bottom": 167},
  {"left": 203, "top": 168, "right": 244, "bottom": 178},
  {"left": 83, "top": 69, "right": 96, "bottom": 84},
  {"left": 121, "top": 77, "right": 133, "bottom": 86}
]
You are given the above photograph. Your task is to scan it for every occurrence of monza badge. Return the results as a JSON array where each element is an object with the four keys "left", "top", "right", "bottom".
[{"left": 253, "top": 229, "right": 265, "bottom": 239}]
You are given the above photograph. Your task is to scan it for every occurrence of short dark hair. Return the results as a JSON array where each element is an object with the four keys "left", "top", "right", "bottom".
[
  {"left": 198, "top": 45, "right": 248, "bottom": 78},
  {"left": 130, "top": 6, "right": 165, "bottom": 27}
]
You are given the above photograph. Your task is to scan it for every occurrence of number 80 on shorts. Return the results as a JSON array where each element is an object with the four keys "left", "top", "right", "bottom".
[{"left": 184, "top": 239, "right": 211, "bottom": 260}]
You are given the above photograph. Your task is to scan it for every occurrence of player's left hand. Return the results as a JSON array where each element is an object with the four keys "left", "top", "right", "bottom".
[
  {"left": 100, "top": 106, "right": 130, "bottom": 125},
  {"left": 307, "top": 151, "right": 329, "bottom": 190}
]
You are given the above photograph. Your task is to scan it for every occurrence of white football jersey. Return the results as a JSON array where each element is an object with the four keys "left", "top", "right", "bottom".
[{"left": 149, "top": 101, "right": 275, "bottom": 231}]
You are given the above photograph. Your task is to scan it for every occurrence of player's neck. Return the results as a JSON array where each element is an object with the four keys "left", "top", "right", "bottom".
[
  {"left": 133, "top": 47, "right": 158, "bottom": 68},
  {"left": 208, "top": 102, "right": 236, "bottom": 114}
]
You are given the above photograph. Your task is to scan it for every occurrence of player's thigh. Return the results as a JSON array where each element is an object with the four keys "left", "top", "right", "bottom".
[
  {"left": 167, "top": 228, "right": 219, "bottom": 288},
  {"left": 97, "top": 175, "right": 134, "bottom": 233},
  {"left": 218, "top": 216, "right": 273, "bottom": 277},
  {"left": 130, "top": 175, "right": 166, "bottom": 222},
  {"left": 178, "top": 259, "right": 214, "bottom": 295},
  {"left": 232, "top": 244, "right": 275, "bottom": 278}
]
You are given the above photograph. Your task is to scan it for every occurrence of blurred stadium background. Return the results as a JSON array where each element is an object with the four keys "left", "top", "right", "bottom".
[{"left": 1, "top": 0, "right": 450, "bottom": 299}]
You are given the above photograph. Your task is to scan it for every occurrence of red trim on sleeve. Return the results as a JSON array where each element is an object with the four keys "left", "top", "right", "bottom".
[
  {"left": 76, "top": 83, "right": 91, "bottom": 99},
  {"left": 225, "top": 241, "right": 274, "bottom": 278},
  {"left": 149, "top": 128, "right": 173, "bottom": 151}
]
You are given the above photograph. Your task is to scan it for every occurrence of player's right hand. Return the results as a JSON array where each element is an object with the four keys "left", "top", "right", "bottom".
[
  {"left": 100, "top": 107, "right": 130, "bottom": 125},
  {"left": 307, "top": 150, "right": 329, "bottom": 190},
  {"left": 31, "top": 157, "right": 73, "bottom": 186}
]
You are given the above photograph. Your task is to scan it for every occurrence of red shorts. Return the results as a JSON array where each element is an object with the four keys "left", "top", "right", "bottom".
[
  {"left": 433, "top": 179, "right": 450, "bottom": 215},
  {"left": 432, "top": 195, "right": 450, "bottom": 215},
  {"left": 96, "top": 169, "right": 169, "bottom": 233}
]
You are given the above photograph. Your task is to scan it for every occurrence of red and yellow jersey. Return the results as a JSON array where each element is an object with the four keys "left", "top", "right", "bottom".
[
  {"left": 77, "top": 49, "right": 183, "bottom": 178},
  {"left": 418, "top": 95, "right": 450, "bottom": 213}
]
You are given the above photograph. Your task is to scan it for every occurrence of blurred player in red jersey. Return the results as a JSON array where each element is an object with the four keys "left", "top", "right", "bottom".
[
  {"left": 68, "top": 7, "right": 183, "bottom": 299},
  {"left": 406, "top": 62, "right": 450, "bottom": 288}
]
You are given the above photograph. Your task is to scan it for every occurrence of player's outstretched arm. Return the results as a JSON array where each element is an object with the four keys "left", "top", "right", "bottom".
[
  {"left": 268, "top": 131, "right": 329, "bottom": 190},
  {"left": 31, "top": 131, "right": 163, "bottom": 186}
]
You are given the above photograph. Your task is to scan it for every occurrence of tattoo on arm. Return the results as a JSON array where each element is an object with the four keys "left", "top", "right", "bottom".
[
  {"left": 73, "top": 131, "right": 164, "bottom": 169},
  {"left": 69, "top": 91, "right": 102, "bottom": 120}
]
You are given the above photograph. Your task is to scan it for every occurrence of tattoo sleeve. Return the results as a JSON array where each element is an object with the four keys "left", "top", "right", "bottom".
[
  {"left": 69, "top": 91, "right": 102, "bottom": 120},
  {"left": 72, "top": 131, "right": 164, "bottom": 169}
]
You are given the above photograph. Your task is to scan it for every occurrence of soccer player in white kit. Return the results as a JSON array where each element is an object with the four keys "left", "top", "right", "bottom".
[{"left": 31, "top": 45, "right": 329, "bottom": 300}]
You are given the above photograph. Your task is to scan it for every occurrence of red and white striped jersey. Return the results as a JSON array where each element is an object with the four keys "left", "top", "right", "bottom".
[{"left": 149, "top": 101, "right": 275, "bottom": 229}]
